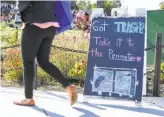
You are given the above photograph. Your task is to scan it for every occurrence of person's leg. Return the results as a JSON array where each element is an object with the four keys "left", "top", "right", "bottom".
[
  {"left": 14, "top": 24, "right": 44, "bottom": 106},
  {"left": 36, "top": 27, "right": 77, "bottom": 105},
  {"left": 36, "top": 34, "right": 69, "bottom": 88}
]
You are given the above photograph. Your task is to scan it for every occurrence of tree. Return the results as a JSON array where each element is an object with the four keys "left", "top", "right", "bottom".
[
  {"left": 71, "top": 1, "right": 79, "bottom": 10},
  {"left": 97, "top": 0, "right": 104, "bottom": 8},
  {"left": 90, "top": 3, "right": 97, "bottom": 10},
  {"left": 98, "top": 0, "right": 114, "bottom": 16},
  {"left": 71, "top": 1, "right": 95, "bottom": 11},
  {"left": 112, "top": 0, "right": 122, "bottom": 8},
  {"left": 87, "top": 1, "right": 96, "bottom": 10},
  {"left": 77, "top": 1, "right": 87, "bottom": 10},
  {"left": 160, "top": 1, "right": 164, "bottom": 9}
]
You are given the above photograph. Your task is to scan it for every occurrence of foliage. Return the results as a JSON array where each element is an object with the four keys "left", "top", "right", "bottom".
[
  {"left": 86, "top": 1, "right": 96, "bottom": 10},
  {"left": 160, "top": 2, "right": 164, "bottom": 9},
  {"left": 0, "top": 22, "right": 21, "bottom": 46},
  {"left": 2, "top": 48, "right": 23, "bottom": 81},
  {"left": 71, "top": 1, "right": 79, "bottom": 10},
  {"left": 112, "top": 0, "right": 122, "bottom": 8},
  {"left": 77, "top": 1, "right": 88, "bottom": 10},
  {"left": 67, "top": 61, "right": 87, "bottom": 79},
  {"left": 100, "top": 0, "right": 114, "bottom": 16},
  {"left": 51, "top": 30, "right": 89, "bottom": 78},
  {"left": 37, "top": 30, "right": 89, "bottom": 82},
  {"left": 90, "top": 3, "right": 97, "bottom": 10},
  {"left": 1, "top": 24, "right": 89, "bottom": 83},
  {"left": 3, "top": 70, "right": 22, "bottom": 82},
  {"left": 161, "top": 63, "right": 164, "bottom": 81},
  {"left": 97, "top": 0, "right": 114, "bottom": 16},
  {"left": 71, "top": 1, "right": 96, "bottom": 11}
]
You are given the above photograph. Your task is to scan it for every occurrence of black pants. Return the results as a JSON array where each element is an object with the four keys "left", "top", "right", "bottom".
[{"left": 21, "top": 24, "right": 69, "bottom": 98}]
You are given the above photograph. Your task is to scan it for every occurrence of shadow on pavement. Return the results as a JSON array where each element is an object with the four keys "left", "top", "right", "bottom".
[
  {"left": 82, "top": 102, "right": 106, "bottom": 110},
  {"left": 99, "top": 104, "right": 164, "bottom": 116},
  {"left": 30, "top": 106, "right": 65, "bottom": 117},
  {"left": 73, "top": 107, "right": 100, "bottom": 117},
  {"left": 43, "top": 92, "right": 106, "bottom": 110},
  {"left": 35, "top": 91, "right": 164, "bottom": 116},
  {"left": 44, "top": 91, "right": 68, "bottom": 100}
]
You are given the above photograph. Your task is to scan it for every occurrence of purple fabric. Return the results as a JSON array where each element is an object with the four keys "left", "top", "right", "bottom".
[{"left": 55, "top": 1, "right": 72, "bottom": 34}]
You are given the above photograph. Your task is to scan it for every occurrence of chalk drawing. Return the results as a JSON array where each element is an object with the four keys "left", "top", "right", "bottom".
[
  {"left": 91, "top": 66, "right": 137, "bottom": 97},
  {"left": 91, "top": 66, "right": 114, "bottom": 93},
  {"left": 114, "top": 69, "right": 137, "bottom": 97},
  {"left": 114, "top": 70, "right": 132, "bottom": 96}
]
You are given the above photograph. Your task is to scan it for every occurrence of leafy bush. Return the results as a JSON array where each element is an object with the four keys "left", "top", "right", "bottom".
[
  {"left": 3, "top": 70, "right": 22, "bottom": 82},
  {"left": 160, "top": 2, "right": 164, "bottom": 9},
  {"left": 1, "top": 22, "right": 22, "bottom": 82},
  {"left": 51, "top": 30, "right": 89, "bottom": 79},
  {"left": 67, "top": 60, "right": 87, "bottom": 79},
  {"left": 2, "top": 48, "right": 23, "bottom": 81},
  {"left": 161, "top": 62, "right": 164, "bottom": 81},
  {"left": 0, "top": 22, "right": 21, "bottom": 46}
]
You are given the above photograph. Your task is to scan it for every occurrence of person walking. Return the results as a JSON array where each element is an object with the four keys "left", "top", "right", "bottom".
[{"left": 13, "top": 1, "right": 77, "bottom": 106}]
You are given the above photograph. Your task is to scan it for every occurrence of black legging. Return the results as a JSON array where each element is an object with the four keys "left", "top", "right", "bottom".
[{"left": 21, "top": 24, "right": 69, "bottom": 98}]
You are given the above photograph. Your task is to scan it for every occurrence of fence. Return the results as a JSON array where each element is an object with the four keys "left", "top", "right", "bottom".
[{"left": 1, "top": 24, "right": 164, "bottom": 97}]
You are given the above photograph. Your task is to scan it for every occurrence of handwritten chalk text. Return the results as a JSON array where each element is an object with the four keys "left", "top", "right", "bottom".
[
  {"left": 92, "top": 20, "right": 108, "bottom": 32},
  {"left": 94, "top": 37, "right": 111, "bottom": 46},
  {"left": 116, "top": 38, "right": 123, "bottom": 47},
  {"left": 127, "top": 38, "right": 134, "bottom": 47},
  {"left": 108, "top": 49, "right": 136, "bottom": 61},
  {"left": 115, "top": 37, "right": 134, "bottom": 47},
  {"left": 90, "top": 48, "right": 103, "bottom": 57},
  {"left": 114, "top": 22, "right": 145, "bottom": 34}
]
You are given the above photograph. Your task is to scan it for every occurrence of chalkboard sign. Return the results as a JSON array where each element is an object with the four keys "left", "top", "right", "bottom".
[{"left": 84, "top": 17, "right": 145, "bottom": 101}]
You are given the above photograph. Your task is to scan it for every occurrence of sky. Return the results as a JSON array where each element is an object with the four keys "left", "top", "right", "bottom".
[
  {"left": 90, "top": 0, "right": 163, "bottom": 10},
  {"left": 90, "top": 0, "right": 163, "bottom": 15},
  {"left": 122, "top": 0, "right": 163, "bottom": 15},
  {"left": 122, "top": 0, "right": 162, "bottom": 9}
]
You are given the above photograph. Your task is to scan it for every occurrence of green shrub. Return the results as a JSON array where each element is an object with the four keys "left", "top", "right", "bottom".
[
  {"left": 3, "top": 70, "right": 23, "bottom": 82},
  {"left": 67, "top": 60, "right": 87, "bottom": 79},
  {"left": 2, "top": 48, "right": 23, "bottom": 81},
  {"left": 160, "top": 2, "right": 164, "bottom": 9},
  {"left": 161, "top": 62, "right": 164, "bottom": 81},
  {"left": 51, "top": 30, "right": 89, "bottom": 79},
  {"left": 2, "top": 48, "right": 22, "bottom": 68},
  {"left": 0, "top": 22, "right": 21, "bottom": 46}
]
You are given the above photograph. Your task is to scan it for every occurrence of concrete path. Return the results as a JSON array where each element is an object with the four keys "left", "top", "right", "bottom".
[
  {"left": 0, "top": 87, "right": 164, "bottom": 117},
  {"left": 143, "top": 97, "right": 164, "bottom": 109}
]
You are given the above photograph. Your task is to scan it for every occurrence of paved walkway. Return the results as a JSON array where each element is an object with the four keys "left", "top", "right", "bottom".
[
  {"left": 0, "top": 87, "right": 164, "bottom": 117},
  {"left": 143, "top": 97, "right": 164, "bottom": 109}
]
